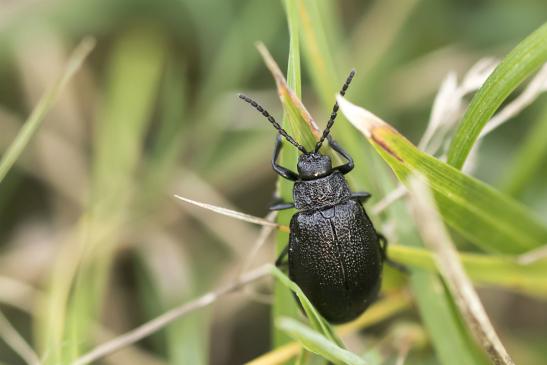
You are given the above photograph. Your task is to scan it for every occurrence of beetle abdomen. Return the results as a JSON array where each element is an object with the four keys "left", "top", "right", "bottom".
[{"left": 288, "top": 200, "right": 382, "bottom": 323}]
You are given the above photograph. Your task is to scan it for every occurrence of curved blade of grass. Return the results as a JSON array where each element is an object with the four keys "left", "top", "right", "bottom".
[
  {"left": 0, "top": 38, "right": 95, "bottom": 183},
  {"left": 276, "top": 317, "right": 366, "bottom": 365},
  {"left": 268, "top": 2, "right": 313, "bottom": 348},
  {"left": 295, "top": 0, "right": 391, "bottom": 201},
  {"left": 246, "top": 292, "right": 410, "bottom": 365},
  {"left": 338, "top": 96, "right": 547, "bottom": 254},
  {"left": 447, "top": 22, "right": 547, "bottom": 169},
  {"left": 271, "top": 267, "right": 342, "bottom": 347}
]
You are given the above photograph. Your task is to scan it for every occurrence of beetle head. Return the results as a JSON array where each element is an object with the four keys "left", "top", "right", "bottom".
[{"left": 297, "top": 153, "right": 332, "bottom": 180}]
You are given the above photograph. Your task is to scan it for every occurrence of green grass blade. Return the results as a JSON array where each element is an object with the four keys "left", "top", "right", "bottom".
[
  {"left": 339, "top": 97, "right": 547, "bottom": 254},
  {"left": 271, "top": 267, "right": 343, "bottom": 347},
  {"left": 270, "top": 1, "right": 313, "bottom": 348},
  {"left": 411, "top": 271, "right": 489, "bottom": 365},
  {"left": 0, "top": 38, "right": 94, "bottom": 183},
  {"left": 137, "top": 59, "right": 212, "bottom": 365},
  {"left": 447, "top": 22, "right": 547, "bottom": 169},
  {"left": 276, "top": 318, "right": 366, "bottom": 365},
  {"left": 140, "top": 56, "right": 187, "bottom": 208},
  {"left": 136, "top": 246, "right": 210, "bottom": 365},
  {"left": 190, "top": 0, "right": 284, "bottom": 168},
  {"left": 296, "top": 0, "right": 390, "bottom": 201},
  {"left": 297, "top": 0, "right": 340, "bottom": 108},
  {"left": 197, "top": 0, "right": 283, "bottom": 104},
  {"left": 246, "top": 293, "right": 411, "bottom": 364},
  {"left": 38, "top": 28, "right": 166, "bottom": 364},
  {"left": 284, "top": 0, "right": 301, "bottom": 98}
]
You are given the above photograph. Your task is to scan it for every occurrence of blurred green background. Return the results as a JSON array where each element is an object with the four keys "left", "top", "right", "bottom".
[{"left": 0, "top": 0, "right": 546, "bottom": 364}]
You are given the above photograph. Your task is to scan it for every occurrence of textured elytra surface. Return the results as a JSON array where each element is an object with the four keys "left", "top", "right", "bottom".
[
  {"left": 288, "top": 198, "right": 382, "bottom": 323},
  {"left": 293, "top": 171, "right": 352, "bottom": 211}
]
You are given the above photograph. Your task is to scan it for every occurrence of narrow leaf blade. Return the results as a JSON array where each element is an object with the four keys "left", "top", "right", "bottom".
[
  {"left": 447, "top": 22, "right": 547, "bottom": 169},
  {"left": 276, "top": 317, "right": 366, "bottom": 365},
  {"left": 271, "top": 267, "right": 343, "bottom": 347},
  {"left": 0, "top": 38, "right": 95, "bottom": 183}
]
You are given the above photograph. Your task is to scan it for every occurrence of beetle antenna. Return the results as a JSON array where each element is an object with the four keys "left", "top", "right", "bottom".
[
  {"left": 314, "top": 69, "right": 356, "bottom": 152},
  {"left": 238, "top": 93, "right": 307, "bottom": 153}
]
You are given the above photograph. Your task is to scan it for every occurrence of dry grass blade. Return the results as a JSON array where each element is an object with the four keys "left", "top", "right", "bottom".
[
  {"left": 174, "top": 195, "right": 289, "bottom": 233},
  {"left": 240, "top": 211, "right": 278, "bottom": 274},
  {"left": 420, "top": 58, "right": 497, "bottom": 155},
  {"left": 418, "top": 71, "right": 459, "bottom": 152},
  {"left": 407, "top": 176, "right": 515, "bottom": 365},
  {"left": 256, "top": 42, "right": 321, "bottom": 138},
  {"left": 0, "top": 310, "right": 41, "bottom": 365},
  {"left": 447, "top": 22, "right": 547, "bottom": 169},
  {"left": 336, "top": 95, "right": 387, "bottom": 139},
  {"left": 0, "top": 277, "right": 164, "bottom": 364},
  {"left": 0, "top": 37, "right": 95, "bottom": 183},
  {"left": 72, "top": 265, "right": 272, "bottom": 365}
]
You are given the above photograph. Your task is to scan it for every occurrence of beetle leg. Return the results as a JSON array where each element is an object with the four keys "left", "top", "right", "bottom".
[
  {"left": 275, "top": 245, "right": 289, "bottom": 267},
  {"left": 377, "top": 233, "right": 408, "bottom": 273},
  {"left": 327, "top": 135, "right": 354, "bottom": 174},
  {"left": 273, "top": 134, "right": 299, "bottom": 181},
  {"left": 270, "top": 202, "right": 295, "bottom": 211},
  {"left": 351, "top": 191, "right": 371, "bottom": 204}
]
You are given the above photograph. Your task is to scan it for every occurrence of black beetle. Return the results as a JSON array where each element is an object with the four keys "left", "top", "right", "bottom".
[{"left": 238, "top": 70, "right": 393, "bottom": 323}]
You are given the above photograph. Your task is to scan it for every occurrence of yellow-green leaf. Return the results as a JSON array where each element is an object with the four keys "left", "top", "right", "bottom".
[
  {"left": 338, "top": 97, "right": 547, "bottom": 254},
  {"left": 447, "top": 22, "right": 547, "bottom": 169},
  {"left": 276, "top": 317, "right": 366, "bottom": 365},
  {"left": 271, "top": 267, "right": 343, "bottom": 347}
]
